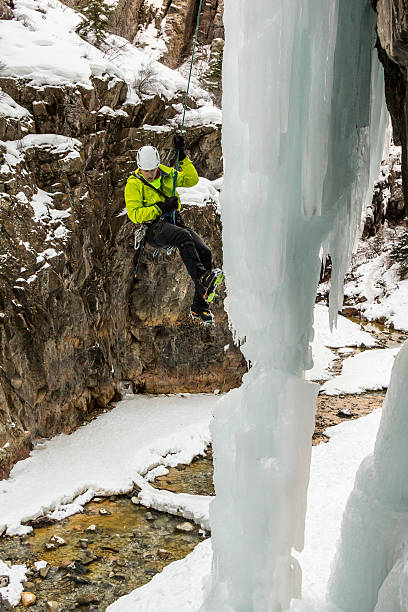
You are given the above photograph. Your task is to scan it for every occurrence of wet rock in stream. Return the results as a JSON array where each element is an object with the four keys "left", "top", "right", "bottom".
[
  {"left": 0, "top": 575, "right": 9, "bottom": 588},
  {"left": 20, "top": 592, "right": 36, "bottom": 606}
]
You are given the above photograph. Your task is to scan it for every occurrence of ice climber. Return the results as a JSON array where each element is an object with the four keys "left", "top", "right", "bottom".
[{"left": 124, "top": 135, "right": 223, "bottom": 325}]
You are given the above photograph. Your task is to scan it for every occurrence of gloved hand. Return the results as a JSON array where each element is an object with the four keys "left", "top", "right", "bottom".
[
  {"left": 159, "top": 196, "right": 178, "bottom": 213},
  {"left": 174, "top": 133, "right": 186, "bottom": 160}
]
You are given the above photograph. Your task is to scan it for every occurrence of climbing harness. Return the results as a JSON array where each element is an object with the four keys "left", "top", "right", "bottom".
[
  {"left": 171, "top": 0, "right": 204, "bottom": 223},
  {"left": 133, "top": 172, "right": 177, "bottom": 258}
]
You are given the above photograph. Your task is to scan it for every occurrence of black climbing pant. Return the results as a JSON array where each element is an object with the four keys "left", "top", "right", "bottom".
[{"left": 146, "top": 219, "right": 212, "bottom": 310}]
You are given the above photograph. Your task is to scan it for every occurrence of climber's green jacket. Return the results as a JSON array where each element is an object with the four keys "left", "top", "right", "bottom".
[{"left": 124, "top": 157, "right": 199, "bottom": 224}]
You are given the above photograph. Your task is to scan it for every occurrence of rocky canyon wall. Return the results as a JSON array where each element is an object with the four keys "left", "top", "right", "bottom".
[
  {"left": 0, "top": 67, "right": 244, "bottom": 479},
  {"left": 63, "top": 0, "right": 224, "bottom": 72},
  {"left": 375, "top": 0, "right": 408, "bottom": 217}
]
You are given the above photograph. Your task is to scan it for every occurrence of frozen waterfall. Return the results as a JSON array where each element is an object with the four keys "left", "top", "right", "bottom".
[
  {"left": 202, "top": 1, "right": 387, "bottom": 611},
  {"left": 328, "top": 341, "right": 408, "bottom": 611}
]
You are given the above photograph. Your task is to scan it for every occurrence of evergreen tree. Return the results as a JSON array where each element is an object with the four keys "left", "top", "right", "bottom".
[
  {"left": 391, "top": 230, "right": 408, "bottom": 278},
  {"left": 76, "top": 0, "right": 114, "bottom": 48},
  {"left": 203, "top": 44, "right": 223, "bottom": 106}
]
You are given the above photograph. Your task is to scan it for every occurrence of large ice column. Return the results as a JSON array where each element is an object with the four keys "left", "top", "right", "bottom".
[
  {"left": 202, "top": 1, "right": 387, "bottom": 611},
  {"left": 328, "top": 341, "right": 408, "bottom": 612}
]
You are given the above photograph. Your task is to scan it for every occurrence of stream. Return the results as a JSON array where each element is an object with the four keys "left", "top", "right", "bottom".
[{"left": 0, "top": 452, "right": 213, "bottom": 611}]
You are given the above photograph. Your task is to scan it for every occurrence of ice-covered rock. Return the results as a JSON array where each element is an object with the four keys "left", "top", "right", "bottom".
[{"left": 329, "top": 341, "right": 408, "bottom": 611}]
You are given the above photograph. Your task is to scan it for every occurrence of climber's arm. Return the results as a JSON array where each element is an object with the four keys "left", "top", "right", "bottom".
[{"left": 175, "top": 157, "right": 199, "bottom": 188}]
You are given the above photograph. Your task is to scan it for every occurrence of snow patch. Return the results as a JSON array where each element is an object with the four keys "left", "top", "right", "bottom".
[
  {"left": 313, "top": 304, "right": 377, "bottom": 349},
  {"left": 0, "top": 560, "right": 27, "bottom": 607},
  {"left": 33, "top": 560, "right": 47, "bottom": 571},
  {"left": 178, "top": 177, "right": 220, "bottom": 212},
  {"left": 30, "top": 188, "right": 53, "bottom": 221},
  {"left": 321, "top": 347, "right": 400, "bottom": 395},
  {"left": 106, "top": 539, "right": 212, "bottom": 612},
  {"left": 136, "top": 483, "right": 211, "bottom": 531},
  {"left": 142, "top": 124, "right": 172, "bottom": 133},
  {"left": 0, "top": 91, "right": 31, "bottom": 120},
  {"left": 172, "top": 104, "right": 222, "bottom": 128}
]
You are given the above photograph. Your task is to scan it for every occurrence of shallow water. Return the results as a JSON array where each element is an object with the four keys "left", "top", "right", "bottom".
[
  {"left": 346, "top": 315, "right": 408, "bottom": 348},
  {"left": 0, "top": 453, "right": 214, "bottom": 611},
  {"left": 152, "top": 449, "right": 214, "bottom": 496}
]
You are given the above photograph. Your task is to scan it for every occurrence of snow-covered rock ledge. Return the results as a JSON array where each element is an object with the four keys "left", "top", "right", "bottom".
[{"left": 0, "top": 394, "right": 215, "bottom": 537}]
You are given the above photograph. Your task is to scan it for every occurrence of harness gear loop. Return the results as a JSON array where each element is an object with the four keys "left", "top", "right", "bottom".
[{"left": 171, "top": 0, "right": 204, "bottom": 222}]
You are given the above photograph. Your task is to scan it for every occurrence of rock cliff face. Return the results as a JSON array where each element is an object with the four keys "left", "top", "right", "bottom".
[
  {"left": 375, "top": 0, "right": 408, "bottom": 216},
  {"left": 0, "top": 69, "right": 245, "bottom": 479},
  {"left": 64, "top": 0, "right": 224, "bottom": 72},
  {"left": 0, "top": 0, "right": 12, "bottom": 20},
  {"left": 363, "top": 142, "right": 404, "bottom": 238}
]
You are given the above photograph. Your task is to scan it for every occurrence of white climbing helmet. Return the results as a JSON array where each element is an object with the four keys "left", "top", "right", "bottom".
[{"left": 136, "top": 145, "right": 160, "bottom": 170}]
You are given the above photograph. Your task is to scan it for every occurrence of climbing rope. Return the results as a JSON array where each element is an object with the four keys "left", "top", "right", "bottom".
[
  {"left": 135, "top": 1, "right": 205, "bottom": 274},
  {"left": 171, "top": 0, "right": 204, "bottom": 222}
]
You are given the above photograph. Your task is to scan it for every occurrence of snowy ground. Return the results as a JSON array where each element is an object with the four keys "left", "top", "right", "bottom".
[
  {"left": 291, "top": 411, "right": 382, "bottom": 611},
  {"left": 321, "top": 346, "right": 400, "bottom": 395},
  {"left": 309, "top": 303, "right": 406, "bottom": 396},
  {"left": 320, "top": 225, "right": 408, "bottom": 332},
  {"left": 0, "top": 0, "right": 220, "bottom": 120},
  {"left": 0, "top": 308, "right": 404, "bottom": 606},
  {"left": 307, "top": 304, "right": 378, "bottom": 383}
]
